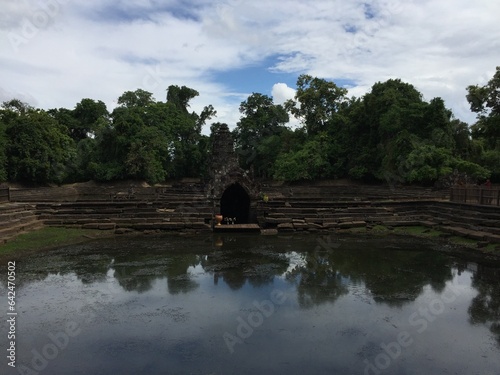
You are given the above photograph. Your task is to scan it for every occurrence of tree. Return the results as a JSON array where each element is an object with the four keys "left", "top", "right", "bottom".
[
  {"left": 467, "top": 66, "right": 500, "bottom": 116},
  {"left": 166, "top": 85, "right": 199, "bottom": 113},
  {"left": 0, "top": 120, "right": 7, "bottom": 182},
  {"left": 273, "top": 136, "right": 331, "bottom": 181},
  {"left": 285, "top": 75, "right": 348, "bottom": 135},
  {"left": 163, "top": 85, "right": 216, "bottom": 178},
  {"left": 117, "top": 89, "right": 155, "bottom": 108},
  {"left": 92, "top": 90, "right": 166, "bottom": 182},
  {"left": 234, "top": 93, "right": 289, "bottom": 176},
  {"left": 2, "top": 103, "right": 74, "bottom": 185},
  {"left": 72, "top": 99, "right": 109, "bottom": 140},
  {"left": 89, "top": 87, "right": 214, "bottom": 183},
  {"left": 467, "top": 66, "right": 500, "bottom": 179}
]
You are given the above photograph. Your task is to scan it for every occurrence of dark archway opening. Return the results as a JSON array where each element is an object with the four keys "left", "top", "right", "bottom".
[{"left": 220, "top": 183, "right": 250, "bottom": 224}]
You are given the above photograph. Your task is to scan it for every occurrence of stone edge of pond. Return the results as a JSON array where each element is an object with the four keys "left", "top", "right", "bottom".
[
  {"left": 2, "top": 225, "right": 500, "bottom": 266},
  {"left": 337, "top": 225, "right": 500, "bottom": 265}
]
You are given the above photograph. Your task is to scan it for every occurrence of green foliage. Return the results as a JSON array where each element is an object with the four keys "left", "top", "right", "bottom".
[
  {"left": 0, "top": 122, "right": 7, "bottom": 182},
  {"left": 401, "top": 145, "right": 454, "bottom": 184},
  {"left": 0, "top": 71, "right": 496, "bottom": 185},
  {"left": 478, "top": 149, "right": 500, "bottom": 179},
  {"left": 234, "top": 93, "right": 289, "bottom": 176},
  {"left": 467, "top": 66, "right": 500, "bottom": 116},
  {"left": 452, "top": 159, "right": 490, "bottom": 180},
  {"left": 273, "top": 137, "right": 331, "bottom": 181},
  {"left": 2, "top": 105, "right": 75, "bottom": 185},
  {"left": 285, "top": 74, "right": 347, "bottom": 135},
  {"left": 466, "top": 66, "right": 500, "bottom": 181},
  {"left": 117, "top": 89, "right": 155, "bottom": 108},
  {"left": 88, "top": 87, "right": 211, "bottom": 183}
]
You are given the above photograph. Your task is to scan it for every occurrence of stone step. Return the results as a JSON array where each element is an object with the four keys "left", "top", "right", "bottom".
[
  {"left": 0, "top": 211, "right": 35, "bottom": 222},
  {"left": 439, "top": 226, "right": 500, "bottom": 243},
  {"left": 0, "top": 220, "right": 43, "bottom": 242},
  {"left": 428, "top": 210, "right": 500, "bottom": 228},
  {"left": 381, "top": 220, "right": 423, "bottom": 227},
  {"left": 337, "top": 221, "right": 367, "bottom": 229}
]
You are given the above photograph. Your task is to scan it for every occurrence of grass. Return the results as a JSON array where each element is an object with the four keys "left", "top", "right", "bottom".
[
  {"left": 393, "top": 225, "right": 443, "bottom": 237},
  {"left": 392, "top": 226, "right": 498, "bottom": 252},
  {"left": 0, "top": 227, "right": 114, "bottom": 257}
]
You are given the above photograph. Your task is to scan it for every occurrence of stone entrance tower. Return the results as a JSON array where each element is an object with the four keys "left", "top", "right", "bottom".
[{"left": 207, "top": 124, "right": 259, "bottom": 224}]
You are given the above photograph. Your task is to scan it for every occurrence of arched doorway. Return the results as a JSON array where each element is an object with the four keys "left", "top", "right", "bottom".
[{"left": 220, "top": 183, "right": 250, "bottom": 224}]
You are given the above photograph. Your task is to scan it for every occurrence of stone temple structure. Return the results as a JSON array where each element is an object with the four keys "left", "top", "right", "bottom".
[{"left": 206, "top": 124, "right": 259, "bottom": 224}]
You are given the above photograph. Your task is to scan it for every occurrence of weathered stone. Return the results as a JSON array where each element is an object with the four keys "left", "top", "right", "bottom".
[
  {"left": 82, "top": 223, "right": 100, "bottom": 229},
  {"left": 98, "top": 223, "right": 116, "bottom": 230},
  {"left": 337, "top": 217, "right": 354, "bottom": 222},
  {"left": 265, "top": 217, "right": 292, "bottom": 224},
  {"left": 307, "top": 223, "right": 323, "bottom": 230},
  {"left": 337, "top": 221, "right": 366, "bottom": 229},
  {"left": 293, "top": 223, "right": 309, "bottom": 229},
  {"left": 322, "top": 222, "right": 338, "bottom": 229},
  {"left": 277, "top": 223, "right": 294, "bottom": 231}
]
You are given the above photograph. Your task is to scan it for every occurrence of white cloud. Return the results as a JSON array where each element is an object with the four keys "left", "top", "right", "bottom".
[
  {"left": 271, "top": 83, "right": 295, "bottom": 105},
  {"left": 0, "top": 0, "right": 499, "bottom": 129}
]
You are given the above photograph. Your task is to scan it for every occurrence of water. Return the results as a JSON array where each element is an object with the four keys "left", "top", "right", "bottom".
[{"left": 1, "top": 233, "right": 499, "bottom": 375}]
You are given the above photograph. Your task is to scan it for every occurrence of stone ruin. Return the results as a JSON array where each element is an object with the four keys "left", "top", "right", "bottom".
[{"left": 206, "top": 124, "right": 259, "bottom": 224}]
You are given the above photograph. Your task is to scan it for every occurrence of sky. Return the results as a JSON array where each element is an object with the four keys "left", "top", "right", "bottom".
[{"left": 1, "top": 0, "right": 499, "bottom": 133}]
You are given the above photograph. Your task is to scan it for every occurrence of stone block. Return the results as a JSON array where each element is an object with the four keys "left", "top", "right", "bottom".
[
  {"left": 82, "top": 223, "right": 100, "bottom": 229},
  {"left": 277, "top": 223, "right": 294, "bottom": 231},
  {"left": 337, "top": 221, "right": 366, "bottom": 229},
  {"left": 307, "top": 223, "right": 324, "bottom": 230},
  {"left": 265, "top": 217, "right": 292, "bottom": 224},
  {"left": 293, "top": 223, "right": 309, "bottom": 229},
  {"left": 98, "top": 223, "right": 116, "bottom": 230},
  {"left": 322, "top": 222, "right": 338, "bottom": 229}
]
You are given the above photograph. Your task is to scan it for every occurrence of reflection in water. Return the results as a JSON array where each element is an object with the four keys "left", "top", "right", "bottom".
[
  {"left": 111, "top": 253, "right": 201, "bottom": 294},
  {"left": 469, "top": 265, "right": 500, "bottom": 344},
  {"left": 0, "top": 233, "right": 499, "bottom": 374},
  {"left": 285, "top": 238, "right": 453, "bottom": 308}
]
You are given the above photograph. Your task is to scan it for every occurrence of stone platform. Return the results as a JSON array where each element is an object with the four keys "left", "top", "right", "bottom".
[{"left": 213, "top": 224, "right": 261, "bottom": 232}]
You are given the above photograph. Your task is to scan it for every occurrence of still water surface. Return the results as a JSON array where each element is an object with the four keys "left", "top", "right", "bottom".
[{"left": 1, "top": 233, "right": 499, "bottom": 375}]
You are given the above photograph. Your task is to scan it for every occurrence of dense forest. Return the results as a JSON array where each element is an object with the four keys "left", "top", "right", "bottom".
[{"left": 0, "top": 67, "right": 499, "bottom": 186}]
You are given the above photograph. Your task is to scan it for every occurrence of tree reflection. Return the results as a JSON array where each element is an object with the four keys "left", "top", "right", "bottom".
[
  {"left": 201, "top": 239, "right": 289, "bottom": 290},
  {"left": 0, "top": 245, "right": 113, "bottom": 288},
  {"left": 469, "top": 265, "right": 500, "bottom": 345},
  {"left": 285, "top": 236, "right": 454, "bottom": 308},
  {"left": 286, "top": 250, "right": 349, "bottom": 308},
  {"left": 111, "top": 253, "right": 201, "bottom": 294}
]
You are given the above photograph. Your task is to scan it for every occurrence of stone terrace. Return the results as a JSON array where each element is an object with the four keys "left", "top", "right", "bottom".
[
  {"left": 257, "top": 185, "right": 500, "bottom": 243},
  {"left": 0, "top": 203, "right": 43, "bottom": 244},
  {"left": 1, "top": 183, "right": 500, "bottom": 244}
]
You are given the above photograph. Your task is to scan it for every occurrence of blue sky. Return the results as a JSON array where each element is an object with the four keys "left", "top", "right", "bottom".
[
  {"left": 210, "top": 55, "right": 298, "bottom": 97},
  {"left": 1, "top": 0, "right": 500, "bottom": 132}
]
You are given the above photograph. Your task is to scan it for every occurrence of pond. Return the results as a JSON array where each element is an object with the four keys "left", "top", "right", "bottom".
[{"left": 1, "top": 233, "right": 499, "bottom": 375}]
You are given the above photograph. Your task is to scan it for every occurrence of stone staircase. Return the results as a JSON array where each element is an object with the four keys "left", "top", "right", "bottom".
[
  {"left": 36, "top": 199, "right": 213, "bottom": 233},
  {"left": 257, "top": 194, "right": 500, "bottom": 243},
  {"left": 262, "top": 184, "right": 449, "bottom": 202},
  {"left": 0, "top": 203, "right": 43, "bottom": 244},
  {"left": 419, "top": 202, "right": 500, "bottom": 242},
  {"left": 3, "top": 182, "right": 499, "bottom": 244}
]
